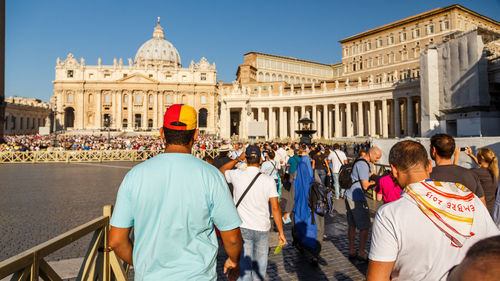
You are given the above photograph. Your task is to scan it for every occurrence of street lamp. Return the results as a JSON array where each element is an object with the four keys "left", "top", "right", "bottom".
[
  {"left": 52, "top": 96, "right": 58, "bottom": 147},
  {"left": 104, "top": 115, "right": 111, "bottom": 144}
]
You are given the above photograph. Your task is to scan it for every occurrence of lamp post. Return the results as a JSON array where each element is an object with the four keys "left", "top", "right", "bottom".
[
  {"left": 52, "top": 96, "right": 58, "bottom": 147},
  {"left": 104, "top": 115, "right": 111, "bottom": 144}
]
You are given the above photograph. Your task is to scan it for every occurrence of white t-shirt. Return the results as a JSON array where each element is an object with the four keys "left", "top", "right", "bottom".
[
  {"left": 328, "top": 149, "right": 347, "bottom": 173},
  {"left": 260, "top": 160, "right": 279, "bottom": 179},
  {"left": 276, "top": 148, "right": 287, "bottom": 167},
  {"left": 225, "top": 167, "right": 279, "bottom": 231},
  {"left": 369, "top": 194, "right": 500, "bottom": 281}
]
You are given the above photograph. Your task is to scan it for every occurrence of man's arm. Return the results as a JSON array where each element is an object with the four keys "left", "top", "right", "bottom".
[
  {"left": 270, "top": 197, "right": 287, "bottom": 246},
  {"left": 360, "top": 179, "right": 375, "bottom": 191},
  {"left": 376, "top": 193, "right": 383, "bottom": 202},
  {"left": 324, "top": 158, "right": 331, "bottom": 174},
  {"left": 219, "top": 228, "right": 243, "bottom": 281},
  {"left": 311, "top": 159, "right": 316, "bottom": 169},
  {"left": 219, "top": 152, "right": 245, "bottom": 175},
  {"left": 367, "top": 260, "right": 395, "bottom": 281},
  {"left": 109, "top": 226, "right": 133, "bottom": 265}
]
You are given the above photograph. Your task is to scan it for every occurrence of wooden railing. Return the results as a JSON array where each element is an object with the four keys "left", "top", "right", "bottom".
[
  {"left": 0, "top": 206, "right": 128, "bottom": 281},
  {"left": 0, "top": 149, "right": 222, "bottom": 163}
]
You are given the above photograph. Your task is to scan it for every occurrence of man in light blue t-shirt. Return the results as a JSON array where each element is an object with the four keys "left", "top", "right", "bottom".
[
  {"left": 109, "top": 104, "right": 243, "bottom": 281},
  {"left": 344, "top": 146, "right": 381, "bottom": 262}
]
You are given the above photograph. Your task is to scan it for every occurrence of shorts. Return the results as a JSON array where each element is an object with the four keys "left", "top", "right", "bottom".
[{"left": 345, "top": 197, "right": 370, "bottom": 230}]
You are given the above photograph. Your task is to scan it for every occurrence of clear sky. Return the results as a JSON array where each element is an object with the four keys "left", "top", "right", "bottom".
[{"left": 5, "top": 0, "right": 500, "bottom": 102}]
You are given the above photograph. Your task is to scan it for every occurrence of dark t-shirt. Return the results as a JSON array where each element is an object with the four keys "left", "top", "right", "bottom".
[
  {"left": 312, "top": 154, "right": 328, "bottom": 171},
  {"left": 472, "top": 167, "right": 498, "bottom": 215},
  {"left": 213, "top": 156, "right": 233, "bottom": 169},
  {"left": 430, "top": 165, "right": 484, "bottom": 198}
]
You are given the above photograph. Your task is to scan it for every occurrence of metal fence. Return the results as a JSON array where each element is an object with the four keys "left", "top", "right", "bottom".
[
  {"left": 0, "top": 206, "right": 128, "bottom": 281},
  {"left": 0, "top": 150, "right": 222, "bottom": 164}
]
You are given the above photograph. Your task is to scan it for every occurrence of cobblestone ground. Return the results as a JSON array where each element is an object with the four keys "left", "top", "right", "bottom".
[{"left": 1, "top": 162, "right": 380, "bottom": 280}]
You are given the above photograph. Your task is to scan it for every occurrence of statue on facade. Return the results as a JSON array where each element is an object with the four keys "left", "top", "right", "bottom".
[
  {"left": 56, "top": 57, "right": 60, "bottom": 65},
  {"left": 311, "top": 82, "right": 315, "bottom": 93},
  {"left": 301, "top": 84, "right": 305, "bottom": 92},
  {"left": 98, "top": 57, "right": 102, "bottom": 66},
  {"left": 382, "top": 73, "right": 387, "bottom": 83},
  {"left": 322, "top": 81, "right": 327, "bottom": 91},
  {"left": 232, "top": 80, "right": 240, "bottom": 93},
  {"left": 358, "top": 77, "right": 362, "bottom": 86},
  {"left": 190, "top": 60, "right": 195, "bottom": 69},
  {"left": 279, "top": 84, "right": 283, "bottom": 94},
  {"left": 113, "top": 58, "right": 118, "bottom": 67},
  {"left": 258, "top": 86, "right": 262, "bottom": 95},
  {"left": 119, "top": 58, "right": 123, "bottom": 67},
  {"left": 369, "top": 75, "right": 374, "bottom": 85},
  {"left": 80, "top": 58, "right": 85, "bottom": 66},
  {"left": 128, "top": 58, "right": 133, "bottom": 66},
  {"left": 291, "top": 84, "right": 294, "bottom": 93},
  {"left": 345, "top": 78, "right": 350, "bottom": 87},
  {"left": 335, "top": 80, "right": 339, "bottom": 88}
]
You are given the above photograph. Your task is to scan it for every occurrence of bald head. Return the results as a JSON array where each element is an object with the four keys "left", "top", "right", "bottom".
[{"left": 367, "top": 146, "right": 382, "bottom": 163}]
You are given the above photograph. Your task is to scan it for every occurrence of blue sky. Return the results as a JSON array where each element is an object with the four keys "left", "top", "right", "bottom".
[{"left": 6, "top": 0, "right": 500, "bottom": 102}]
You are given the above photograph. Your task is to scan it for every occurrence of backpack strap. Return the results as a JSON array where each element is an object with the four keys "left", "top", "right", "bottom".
[
  {"left": 351, "top": 158, "right": 370, "bottom": 184},
  {"left": 235, "top": 173, "right": 261, "bottom": 208},
  {"left": 334, "top": 150, "right": 342, "bottom": 164}
]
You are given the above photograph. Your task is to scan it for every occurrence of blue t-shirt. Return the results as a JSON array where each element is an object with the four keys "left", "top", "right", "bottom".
[
  {"left": 110, "top": 153, "right": 242, "bottom": 281},
  {"left": 344, "top": 158, "right": 370, "bottom": 202},
  {"left": 287, "top": 155, "right": 301, "bottom": 174}
]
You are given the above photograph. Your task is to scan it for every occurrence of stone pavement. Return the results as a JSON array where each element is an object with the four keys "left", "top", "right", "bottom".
[{"left": 1, "top": 162, "right": 381, "bottom": 280}]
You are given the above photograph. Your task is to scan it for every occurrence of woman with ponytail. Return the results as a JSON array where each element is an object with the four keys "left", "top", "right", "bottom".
[{"left": 463, "top": 146, "right": 499, "bottom": 215}]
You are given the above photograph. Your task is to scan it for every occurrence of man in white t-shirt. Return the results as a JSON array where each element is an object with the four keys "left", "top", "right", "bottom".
[
  {"left": 367, "top": 140, "right": 499, "bottom": 281},
  {"left": 220, "top": 145, "right": 287, "bottom": 281},
  {"left": 328, "top": 143, "right": 348, "bottom": 199}
]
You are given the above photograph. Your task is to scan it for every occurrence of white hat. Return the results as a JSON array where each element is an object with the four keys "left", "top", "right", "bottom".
[{"left": 218, "top": 144, "right": 233, "bottom": 152}]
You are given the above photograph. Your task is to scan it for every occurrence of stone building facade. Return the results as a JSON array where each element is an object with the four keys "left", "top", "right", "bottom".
[
  {"left": 219, "top": 4, "right": 500, "bottom": 140},
  {"left": 4, "top": 97, "right": 51, "bottom": 135},
  {"left": 52, "top": 19, "right": 218, "bottom": 134}
]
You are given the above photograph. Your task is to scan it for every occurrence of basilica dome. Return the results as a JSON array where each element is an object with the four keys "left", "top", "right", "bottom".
[{"left": 134, "top": 19, "right": 181, "bottom": 68}]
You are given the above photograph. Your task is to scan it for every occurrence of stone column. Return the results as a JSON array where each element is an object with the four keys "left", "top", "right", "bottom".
[
  {"left": 241, "top": 106, "right": 248, "bottom": 139},
  {"left": 382, "top": 99, "right": 388, "bottom": 138},
  {"left": 158, "top": 92, "right": 164, "bottom": 128},
  {"left": 328, "top": 106, "right": 332, "bottom": 138},
  {"left": 153, "top": 92, "right": 158, "bottom": 130},
  {"left": 377, "top": 103, "right": 383, "bottom": 136},
  {"left": 96, "top": 90, "right": 102, "bottom": 129},
  {"left": 142, "top": 92, "right": 148, "bottom": 130},
  {"left": 346, "top": 103, "right": 353, "bottom": 137},
  {"left": 323, "top": 104, "right": 328, "bottom": 139},
  {"left": 279, "top": 106, "right": 284, "bottom": 139},
  {"left": 269, "top": 107, "right": 275, "bottom": 139},
  {"left": 301, "top": 106, "right": 305, "bottom": 120},
  {"left": 407, "top": 97, "right": 414, "bottom": 137},
  {"left": 78, "top": 90, "right": 85, "bottom": 129},
  {"left": 334, "top": 103, "right": 340, "bottom": 138},
  {"left": 116, "top": 91, "right": 122, "bottom": 130},
  {"left": 258, "top": 107, "right": 263, "bottom": 122},
  {"left": 357, "top": 102, "right": 364, "bottom": 136},
  {"left": 369, "top": 100, "right": 376, "bottom": 136},
  {"left": 312, "top": 104, "right": 317, "bottom": 138},
  {"left": 394, "top": 99, "right": 401, "bottom": 137},
  {"left": 290, "top": 106, "right": 295, "bottom": 139},
  {"left": 128, "top": 92, "right": 133, "bottom": 130}
]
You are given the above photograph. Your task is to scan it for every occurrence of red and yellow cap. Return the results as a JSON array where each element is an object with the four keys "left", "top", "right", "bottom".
[{"left": 163, "top": 104, "right": 197, "bottom": 130}]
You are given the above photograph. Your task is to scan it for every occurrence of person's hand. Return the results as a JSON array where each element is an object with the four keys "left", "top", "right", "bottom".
[
  {"left": 465, "top": 146, "right": 473, "bottom": 156},
  {"left": 223, "top": 258, "right": 240, "bottom": 281},
  {"left": 278, "top": 232, "right": 287, "bottom": 246}
]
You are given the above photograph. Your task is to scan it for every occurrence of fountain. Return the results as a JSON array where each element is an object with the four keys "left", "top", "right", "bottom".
[{"left": 295, "top": 118, "right": 316, "bottom": 144}]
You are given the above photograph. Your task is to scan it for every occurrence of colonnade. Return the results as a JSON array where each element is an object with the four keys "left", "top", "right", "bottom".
[{"left": 224, "top": 96, "right": 420, "bottom": 140}]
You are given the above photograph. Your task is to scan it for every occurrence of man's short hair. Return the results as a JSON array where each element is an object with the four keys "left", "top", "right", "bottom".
[
  {"left": 389, "top": 140, "right": 429, "bottom": 172},
  {"left": 163, "top": 126, "right": 196, "bottom": 147},
  {"left": 430, "top": 134, "right": 455, "bottom": 159},
  {"left": 333, "top": 143, "right": 340, "bottom": 150},
  {"left": 246, "top": 155, "right": 260, "bottom": 165}
]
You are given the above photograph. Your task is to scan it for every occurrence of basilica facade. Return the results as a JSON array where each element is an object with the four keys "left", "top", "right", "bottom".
[{"left": 52, "top": 20, "right": 218, "bottom": 134}]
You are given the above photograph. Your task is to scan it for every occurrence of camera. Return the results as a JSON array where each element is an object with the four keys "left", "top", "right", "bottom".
[{"left": 460, "top": 147, "right": 466, "bottom": 151}]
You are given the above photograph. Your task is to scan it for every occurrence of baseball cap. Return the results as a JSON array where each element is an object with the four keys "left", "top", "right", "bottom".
[
  {"left": 163, "top": 104, "right": 197, "bottom": 130},
  {"left": 245, "top": 145, "right": 261, "bottom": 157}
]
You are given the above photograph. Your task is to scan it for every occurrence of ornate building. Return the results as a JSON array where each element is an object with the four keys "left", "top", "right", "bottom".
[
  {"left": 220, "top": 4, "right": 500, "bottom": 140},
  {"left": 4, "top": 96, "right": 51, "bottom": 135},
  {"left": 52, "top": 19, "right": 218, "bottom": 134}
]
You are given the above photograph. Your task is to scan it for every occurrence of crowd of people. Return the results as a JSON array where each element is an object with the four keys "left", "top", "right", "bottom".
[
  {"left": 105, "top": 104, "right": 500, "bottom": 281},
  {"left": 0, "top": 134, "right": 224, "bottom": 153}
]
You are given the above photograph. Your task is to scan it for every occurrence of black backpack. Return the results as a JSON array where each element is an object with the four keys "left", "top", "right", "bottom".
[
  {"left": 308, "top": 181, "right": 334, "bottom": 224},
  {"left": 338, "top": 158, "right": 369, "bottom": 190}
]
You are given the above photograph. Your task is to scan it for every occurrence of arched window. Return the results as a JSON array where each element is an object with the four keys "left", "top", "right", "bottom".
[
  {"left": 198, "top": 108, "right": 208, "bottom": 128},
  {"left": 166, "top": 94, "right": 172, "bottom": 104},
  {"left": 67, "top": 92, "right": 73, "bottom": 103},
  {"left": 64, "top": 107, "right": 75, "bottom": 128},
  {"left": 104, "top": 93, "right": 111, "bottom": 103},
  {"left": 149, "top": 94, "right": 153, "bottom": 104},
  {"left": 135, "top": 93, "right": 142, "bottom": 104},
  {"left": 265, "top": 73, "right": 270, "bottom": 82},
  {"left": 258, "top": 72, "right": 264, "bottom": 81},
  {"left": 148, "top": 119, "right": 153, "bottom": 128},
  {"left": 123, "top": 94, "right": 128, "bottom": 103},
  {"left": 284, "top": 75, "right": 289, "bottom": 83},
  {"left": 201, "top": 95, "right": 206, "bottom": 105},
  {"left": 278, "top": 74, "right": 282, "bottom": 81},
  {"left": 122, "top": 119, "right": 128, "bottom": 128},
  {"left": 88, "top": 93, "right": 93, "bottom": 103},
  {"left": 272, "top": 74, "right": 276, "bottom": 81}
]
